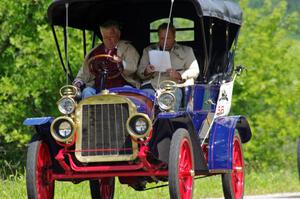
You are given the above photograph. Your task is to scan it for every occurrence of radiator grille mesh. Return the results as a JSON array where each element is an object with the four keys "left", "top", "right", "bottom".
[{"left": 81, "top": 103, "right": 132, "bottom": 156}]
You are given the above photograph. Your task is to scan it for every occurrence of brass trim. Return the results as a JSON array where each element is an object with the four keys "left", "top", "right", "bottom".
[
  {"left": 59, "top": 85, "right": 79, "bottom": 97},
  {"left": 126, "top": 113, "right": 152, "bottom": 139},
  {"left": 50, "top": 116, "right": 75, "bottom": 143},
  {"left": 159, "top": 80, "right": 177, "bottom": 91},
  {"left": 74, "top": 94, "right": 139, "bottom": 162}
]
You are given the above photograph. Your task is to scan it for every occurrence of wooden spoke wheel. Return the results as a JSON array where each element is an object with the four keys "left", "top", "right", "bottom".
[
  {"left": 222, "top": 132, "right": 244, "bottom": 199},
  {"left": 168, "top": 128, "right": 194, "bottom": 199},
  {"left": 26, "top": 135, "right": 54, "bottom": 199},
  {"left": 90, "top": 177, "right": 115, "bottom": 199}
]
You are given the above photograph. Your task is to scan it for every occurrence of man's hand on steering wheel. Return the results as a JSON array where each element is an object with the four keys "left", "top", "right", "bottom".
[
  {"left": 88, "top": 53, "right": 123, "bottom": 78},
  {"left": 112, "top": 55, "right": 122, "bottom": 63},
  {"left": 88, "top": 54, "right": 123, "bottom": 71}
]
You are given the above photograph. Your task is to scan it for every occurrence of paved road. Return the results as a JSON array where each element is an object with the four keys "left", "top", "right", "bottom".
[
  {"left": 208, "top": 192, "right": 300, "bottom": 199},
  {"left": 244, "top": 193, "right": 300, "bottom": 199}
]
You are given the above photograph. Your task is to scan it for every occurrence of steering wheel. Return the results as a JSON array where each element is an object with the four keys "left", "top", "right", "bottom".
[
  {"left": 159, "top": 80, "right": 177, "bottom": 91},
  {"left": 88, "top": 54, "right": 122, "bottom": 79}
]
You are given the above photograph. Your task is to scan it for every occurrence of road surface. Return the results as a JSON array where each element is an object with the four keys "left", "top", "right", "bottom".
[{"left": 209, "top": 192, "right": 300, "bottom": 199}]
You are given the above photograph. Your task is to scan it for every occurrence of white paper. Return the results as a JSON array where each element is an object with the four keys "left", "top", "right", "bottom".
[{"left": 148, "top": 50, "right": 171, "bottom": 72}]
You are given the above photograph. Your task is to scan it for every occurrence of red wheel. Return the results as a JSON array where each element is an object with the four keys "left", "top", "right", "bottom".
[
  {"left": 169, "top": 129, "right": 194, "bottom": 199},
  {"left": 222, "top": 132, "right": 244, "bottom": 199},
  {"left": 90, "top": 177, "right": 115, "bottom": 199},
  {"left": 26, "top": 135, "right": 54, "bottom": 199}
]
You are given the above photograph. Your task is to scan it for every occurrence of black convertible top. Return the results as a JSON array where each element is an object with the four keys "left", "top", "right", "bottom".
[
  {"left": 48, "top": 0, "right": 242, "bottom": 30},
  {"left": 47, "top": 0, "right": 243, "bottom": 82}
]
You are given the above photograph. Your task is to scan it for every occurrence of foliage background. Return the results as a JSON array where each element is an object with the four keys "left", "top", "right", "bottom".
[
  {"left": 233, "top": 0, "right": 300, "bottom": 171},
  {"left": 0, "top": 0, "right": 300, "bottom": 178}
]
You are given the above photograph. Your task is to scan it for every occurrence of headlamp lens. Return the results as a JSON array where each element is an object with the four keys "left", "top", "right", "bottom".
[
  {"left": 58, "top": 97, "right": 75, "bottom": 114},
  {"left": 127, "top": 114, "right": 151, "bottom": 139},
  {"left": 50, "top": 117, "right": 75, "bottom": 143},
  {"left": 135, "top": 118, "right": 148, "bottom": 134},
  {"left": 158, "top": 92, "right": 176, "bottom": 110},
  {"left": 58, "top": 121, "right": 72, "bottom": 138}
]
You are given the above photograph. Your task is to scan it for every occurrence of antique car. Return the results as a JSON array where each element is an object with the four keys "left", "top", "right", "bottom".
[{"left": 23, "top": 0, "right": 252, "bottom": 198}]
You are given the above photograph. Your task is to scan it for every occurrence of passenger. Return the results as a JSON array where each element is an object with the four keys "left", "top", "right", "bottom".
[
  {"left": 137, "top": 23, "right": 199, "bottom": 110},
  {"left": 73, "top": 20, "right": 140, "bottom": 98}
]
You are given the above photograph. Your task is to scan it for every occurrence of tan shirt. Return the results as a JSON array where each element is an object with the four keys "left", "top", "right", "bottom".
[
  {"left": 137, "top": 43, "right": 200, "bottom": 89},
  {"left": 74, "top": 40, "right": 140, "bottom": 88}
]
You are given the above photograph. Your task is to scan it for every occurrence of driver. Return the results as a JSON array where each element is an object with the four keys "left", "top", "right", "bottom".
[
  {"left": 73, "top": 20, "right": 140, "bottom": 98},
  {"left": 137, "top": 23, "right": 199, "bottom": 110}
]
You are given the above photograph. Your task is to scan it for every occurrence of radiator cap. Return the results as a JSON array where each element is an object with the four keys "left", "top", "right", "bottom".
[{"left": 101, "top": 89, "right": 110, "bottom": 95}]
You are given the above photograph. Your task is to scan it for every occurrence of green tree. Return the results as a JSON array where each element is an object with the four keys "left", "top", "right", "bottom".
[
  {"left": 0, "top": 0, "right": 55, "bottom": 175},
  {"left": 233, "top": 0, "right": 300, "bottom": 170},
  {"left": 0, "top": 0, "right": 87, "bottom": 177}
]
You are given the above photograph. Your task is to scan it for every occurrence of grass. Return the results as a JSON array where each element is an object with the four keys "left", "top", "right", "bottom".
[{"left": 1, "top": 169, "right": 300, "bottom": 199}]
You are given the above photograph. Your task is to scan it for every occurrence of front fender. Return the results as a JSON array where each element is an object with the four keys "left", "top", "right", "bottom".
[
  {"left": 150, "top": 112, "right": 208, "bottom": 171},
  {"left": 23, "top": 117, "right": 54, "bottom": 135},
  {"left": 208, "top": 115, "right": 251, "bottom": 170}
]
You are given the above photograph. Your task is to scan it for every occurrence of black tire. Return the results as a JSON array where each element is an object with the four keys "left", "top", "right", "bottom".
[
  {"left": 222, "top": 132, "right": 244, "bottom": 199},
  {"left": 90, "top": 177, "right": 115, "bottom": 199},
  {"left": 26, "top": 134, "right": 55, "bottom": 199},
  {"left": 168, "top": 128, "right": 194, "bottom": 199},
  {"left": 297, "top": 137, "right": 300, "bottom": 178}
]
